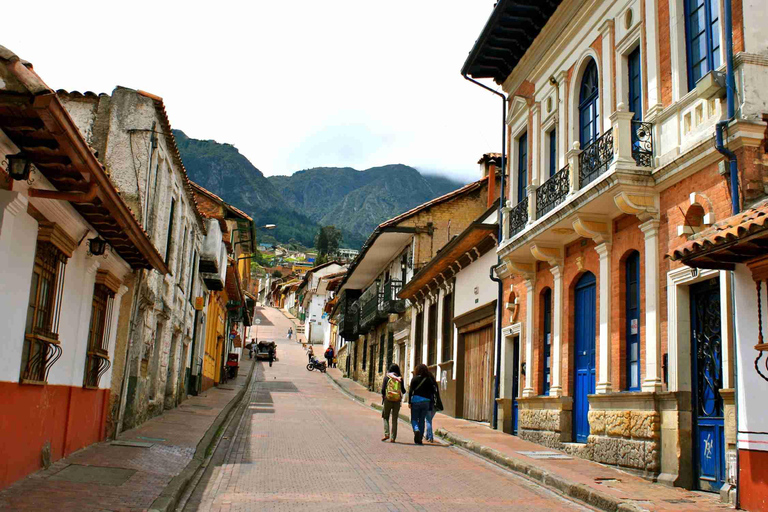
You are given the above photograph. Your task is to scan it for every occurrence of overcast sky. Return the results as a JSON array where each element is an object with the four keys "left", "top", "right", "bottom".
[{"left": 4, "top": 1, "right": 502, "bottom": 182}]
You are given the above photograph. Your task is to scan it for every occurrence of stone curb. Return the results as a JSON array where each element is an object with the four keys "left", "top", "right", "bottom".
[
  {"left": 434, "top": 429, "right": 648, "bottom": 512},
  {"left": 148, "top": 359, "right": 257, "bottom": 512},
  {"left": 324, "top": 372, "right": 366, "bottom": 403}
]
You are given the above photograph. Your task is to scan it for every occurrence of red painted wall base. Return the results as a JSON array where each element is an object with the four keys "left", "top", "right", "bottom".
[
  {"left": 740, "top": 449, "right": 768, "bottom": 512},
  {"left": 0, "top": 381, "right": 108, "bottom": 489}
]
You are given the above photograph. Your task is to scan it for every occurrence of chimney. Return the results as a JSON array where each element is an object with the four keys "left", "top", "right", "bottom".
[
  {"left": 478, "top": 153, "right": 501, "bottom": 208},
  {"left": 487, "top": 163, "right": 496, "bottom": 208}
]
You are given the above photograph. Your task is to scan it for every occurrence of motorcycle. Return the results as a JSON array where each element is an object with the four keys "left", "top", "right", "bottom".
[{"left": 306, "top": 357, "right": 327, "bottom": 373}]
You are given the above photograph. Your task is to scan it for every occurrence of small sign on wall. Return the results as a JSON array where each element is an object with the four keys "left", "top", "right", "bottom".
[
  {"left": 194, "top": 297, "right": 205, "bottom": 310},
  {"left": 630, "top": 318, "right": 639, "bottom": 335}
]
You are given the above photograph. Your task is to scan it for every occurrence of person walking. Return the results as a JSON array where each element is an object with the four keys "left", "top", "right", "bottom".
[
  {"left": 307, "top": 344, "right": 314, "bottom": 363},
  {"left": 381, "top": 364, "right": 406, "bottom": 443},
  {"left": 425, "top": 373, "right": 443, "bottom": 443},
  {"left": 287, "top": 327, "right": 293, "bottom": 340},
  {"left": 408, "top": 363, "right": 435, "bottom": 445},
  {"left": 324, "top": 345, "right": 334, "bottom": 369},
  {"left": 268, "top": 342, "right": 275, "bottom": 367}
]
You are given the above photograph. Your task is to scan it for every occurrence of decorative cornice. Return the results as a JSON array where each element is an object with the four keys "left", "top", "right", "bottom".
[
  {"left": 613, "top": 191, "right": 658, "bottom": 222},
  {"left": 530, "top": 244, "right": 563, "bottom": 266},
  {"left": 572, "top": 215, "right": 611, "bottom": 245}
]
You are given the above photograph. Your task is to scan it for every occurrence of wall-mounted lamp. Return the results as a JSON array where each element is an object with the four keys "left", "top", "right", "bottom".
[
  {"left": 88, "top": 237, "right": 108, "bottom": 257},
  {"left": 5, "top": 153, "right": 32, "bottom": 181}
]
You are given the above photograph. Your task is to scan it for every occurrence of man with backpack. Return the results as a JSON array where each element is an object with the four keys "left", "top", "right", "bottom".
[
  {"left": 324, "top": 345, "right": 335, "bottom": 369},
  {"left": 381, "top": 364, "right": 406, "bottom": 443}
]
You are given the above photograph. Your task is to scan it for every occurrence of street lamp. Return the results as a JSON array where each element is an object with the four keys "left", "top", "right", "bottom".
[{"left": 5, "top": 153, "right": 32, "bottom": 181}]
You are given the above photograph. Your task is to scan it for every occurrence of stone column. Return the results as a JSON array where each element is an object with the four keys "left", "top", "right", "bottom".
[
  {"left": 549, "top": 265, "right": 564, "bottom": 397},
  {"left": 566, "top": 142, "right": 581, "bottom": 194},
  {"left": 435, "top": 287, "right": 444, "bottom": 364},
  {"left": 640, "top": 218, "right": 663, "bottom": 392},
  {"left": 527, "top": 185, "right": 537, "bottom": 224},
  {"left": 531, "top": 102, "right": 541, "bottom": 185},
  {"left": 556, "top": 70, "right": 568, "bottom": 168},
  {"left": 609, "top": 103, "right": 635, "bottom": 165},
  {"left": 595, "top": 242, "right": 613, "bottom": 394},
  {"left": 523, "top": 278, "right": 536, "bottom": 397},
  {"left": 422, "top": 295, "right": 431, "bottom": 365},
  {"left": 408, "top": 302, "right": 418, "bottom": 383},
  {"left": 644, "top": 0, "right": 662, "bottom": 117}
]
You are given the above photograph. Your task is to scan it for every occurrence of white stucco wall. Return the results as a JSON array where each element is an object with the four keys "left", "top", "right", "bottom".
[
  {"left": 734, "top": 264, "right": 768, "bottom": 452},
  {"left": 454, "top": 249, "right": 498, "bottom": 317}
]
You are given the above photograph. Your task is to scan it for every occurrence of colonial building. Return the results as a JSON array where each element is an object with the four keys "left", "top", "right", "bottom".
[
  {"left": 335, "top": 171, "right": 497, "bottom": 393},
  {"left": 0, "top": 47, "right": 167, "bottom": 488},
  {"left": 191, "top": 182, "right": 256, "bottom": 392},
  {"left": 57, "top": 87, "right": 207, "bottom": 434},
  {"left": 462, "top": 0, "right": 768, "bottom": 500},
  {"left": 295, "top": 261, "right": 346, "bottom": 344},
  {"left": 399, "top": 194, "right": 500, "bottom": 424}
]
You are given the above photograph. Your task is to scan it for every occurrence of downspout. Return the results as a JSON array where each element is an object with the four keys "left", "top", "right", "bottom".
[
  {"left": 714, "top": 2, "right": 740, "bottom": 505},
  {"left": 463, "top": 74, "right": 507, "bottom": 430}
]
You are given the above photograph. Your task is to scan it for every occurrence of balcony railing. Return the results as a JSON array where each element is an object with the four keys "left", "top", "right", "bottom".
[
  {"left": 359, "top": 283, "right": 382, "bottom": 333},
  {"left": 382, "top": 279, "right": 406, "bottom": 315},
  {"left": 508, "top": 197, "right": 528, "bottom": 237},
  {"left": 632, "top": 121, "right": 653, "bottom": 167},
  {"left": 535, "top": 164, "right": 570, "bottom": 217},
  {"left": 84, "top": 352, "right": 111, "bottom": 388},
  {"left": 578, "top": 128, "right": 614, "bottom": 188}
]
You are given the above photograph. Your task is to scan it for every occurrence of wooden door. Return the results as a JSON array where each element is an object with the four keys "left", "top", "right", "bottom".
[{"left": 462, "top": 324, "right": 494, "bottom": 422}]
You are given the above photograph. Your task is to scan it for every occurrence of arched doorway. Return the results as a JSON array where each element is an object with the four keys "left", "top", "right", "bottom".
[{"left": 573, "top": 272, "right": 596, "bottom": 443}]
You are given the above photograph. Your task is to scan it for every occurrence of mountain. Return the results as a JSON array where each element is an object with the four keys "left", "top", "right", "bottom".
[
  {"left": 173, "top": 130, "right": 469, "bottom": 249},
  {"left": 268, "top": 165, "right": 467, "bottom": 242},
  {"left": 174, "top": 130, "right": 326, "bottom": 247}
]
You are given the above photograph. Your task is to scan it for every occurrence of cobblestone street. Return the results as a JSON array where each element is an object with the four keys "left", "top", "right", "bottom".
[{"left": 182, "top": 307, "right": 590, "bottom": 511}]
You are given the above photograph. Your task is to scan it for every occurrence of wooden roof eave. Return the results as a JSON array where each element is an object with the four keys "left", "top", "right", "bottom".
[
  {"left": 31, "top": 93, "right": 169, "bottom": 274},
  {"left": 399, "top": 223, "right": 497, "bottom": 300}
]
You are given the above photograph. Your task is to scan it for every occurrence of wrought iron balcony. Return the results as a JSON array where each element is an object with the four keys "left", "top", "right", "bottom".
[
  {"left": 21, "top": 334, "right": 63, "bottom": 384},
  {"left": 578, "top": 128, "right": 614, "bottom": 188},
  {"left": 338, "top": 291, "right": 361, "bottom": 341},
  {"left": 632, "top": 121, "right": 653, "bottom": 167},
  {"left": 535, "top": 164, "right": 570, "bottom": 217},
  {"left": 508, "top": 197, "right": 528, "bottom": 237}
]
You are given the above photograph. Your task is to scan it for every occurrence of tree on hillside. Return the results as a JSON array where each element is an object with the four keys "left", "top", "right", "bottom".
[{"left": 315, "top": 226, "right": 342, "bottom": 258}]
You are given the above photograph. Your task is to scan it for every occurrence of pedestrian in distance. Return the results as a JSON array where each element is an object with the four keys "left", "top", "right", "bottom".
[
  {"left": 307, "top": 344, "right": 314, "bottom": 363},
  {"left": 324, "top": 345, "right": 334, "bottom": 369},
  {"left": 381, "top": 364, "right": 406, "bottom": 443},
  {"left": 408, "top": 363, "right": 436, "bottom": 445},
  {"left": 426, "top": 372, "right": 444, "bottom": 443},
  {"left": 287, "top": 327, "right": 293, "bottom": 340},
  {"left": 268, "top": 343, "right": 275, "bottom": 367}
]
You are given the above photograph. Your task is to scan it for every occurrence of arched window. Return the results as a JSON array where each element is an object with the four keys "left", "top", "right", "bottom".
[
  {"left": 625, "top": 251, "right": 641, "bottom": 391},
  {"left": 542, "top": 288, "right": 552, "bottom": 395},
  {"left": 579, "top": 59, "right": 600, "bottom": 147}
]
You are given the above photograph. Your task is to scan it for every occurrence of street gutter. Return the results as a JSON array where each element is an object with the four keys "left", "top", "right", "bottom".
[{"left": 148, "top": 358, "right": 257, "bottom": 512}]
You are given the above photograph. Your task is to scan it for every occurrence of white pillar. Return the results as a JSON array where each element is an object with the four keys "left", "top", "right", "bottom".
[
  {"left": 435, "top": 288, "right": 444, "bottom": 364},
  {"left": 409, "top": 303, "right": 418, "bottom": 384},
  {"left": 422, "top": 296, "right": 431, "bottom": 365},
  {"left": 556, "top": 70, "right": 568, "bottom": 168},
  {"left": 595, "top": 242, "right": 613, "bottom": 394},
  {"left": 644, "top": 0, "right": 662, "bottom": 116},
  {"left": 599, "top": 19, "right": 615, "bottom": 132},
  {"left": 549, "top": 265, "right": 563, "bottom": 397},
  {"left": 640, "top": 218, "right": 663, "bottom": 392},
  {"left": 531, "top": 103, "right": 541, "bottom": 185},
  {"left": 523, "top": 278, "right": 536, "bottom": 397}
]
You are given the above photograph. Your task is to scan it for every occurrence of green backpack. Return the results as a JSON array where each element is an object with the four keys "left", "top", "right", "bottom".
[{"left": 385, "top": 377, "right": 402, "bottom": 402}]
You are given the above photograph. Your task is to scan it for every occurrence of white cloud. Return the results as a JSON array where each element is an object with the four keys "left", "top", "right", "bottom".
[{"left": 4, "top": 0, "right": 503, "bottom": 181}]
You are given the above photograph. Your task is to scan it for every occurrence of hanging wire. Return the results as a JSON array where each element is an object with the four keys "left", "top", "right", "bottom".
[{"left": 756, "top": 280, "right": 768, "bottom": 382}]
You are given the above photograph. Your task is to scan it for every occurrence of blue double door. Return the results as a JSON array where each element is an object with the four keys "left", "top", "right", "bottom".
[
  {"left": 691, "top": 278, "right": 726, "bottom": 492},
  {"left": 573, "top": 272, "right": 597, "bottom": 443}
]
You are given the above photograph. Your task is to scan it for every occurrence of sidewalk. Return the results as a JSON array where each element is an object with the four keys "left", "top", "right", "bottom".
[
  {"left": 0, "top": 360, "right": 256, "bottom": 512},
  {"left": 325, "top": 368, "right": 727, "bottom": 512}
]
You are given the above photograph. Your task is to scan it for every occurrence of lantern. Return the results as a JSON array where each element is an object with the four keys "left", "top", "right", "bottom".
[
  {"left": 5, "top": 153, "right": 31, "bottom": 181},
  {"left": 88, "top": 237, "right": 108, "bottom": 256}
]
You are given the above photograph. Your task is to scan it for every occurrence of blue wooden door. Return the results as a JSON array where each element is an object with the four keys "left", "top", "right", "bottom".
[
  {"left": 691, "top": 278, "right": 725, "bottom": 492},
  {"left": 512, "top": 335, "right": 520, "bottom": 435},
  {"left": 573, "top": 272, "right": 596, "bottom": 443}
]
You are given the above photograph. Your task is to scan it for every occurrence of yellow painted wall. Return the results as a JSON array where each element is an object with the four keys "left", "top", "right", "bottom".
[{"left": 203, "top": 289, "right": 228, "bottom": 390}]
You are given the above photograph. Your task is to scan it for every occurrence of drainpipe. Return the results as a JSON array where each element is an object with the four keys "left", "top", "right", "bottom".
[
  {"left": 714, "top": 2, "right": 740, "bottom": 505},
  {"left": 463, "top": 74, "right": 507, "bottom": 430}
]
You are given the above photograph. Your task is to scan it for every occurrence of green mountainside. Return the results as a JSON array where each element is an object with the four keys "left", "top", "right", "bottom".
[{"left": 173, "top": 130, "right": 468, "bottom": 249}]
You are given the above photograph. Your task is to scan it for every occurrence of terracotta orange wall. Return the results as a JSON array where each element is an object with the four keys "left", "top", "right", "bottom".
[
  {"left": 739, "top": 449, "right": 768, "bottom": 512},
  {"left": 0, "top": 382, "right": 108, "bottom": 489}
]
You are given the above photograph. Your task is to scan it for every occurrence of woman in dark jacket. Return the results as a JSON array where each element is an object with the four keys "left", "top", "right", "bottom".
[{"left": 408, "top": 363, "right": 436, "bottom": 445}]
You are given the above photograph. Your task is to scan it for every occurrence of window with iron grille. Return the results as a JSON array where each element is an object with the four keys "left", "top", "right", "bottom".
[
  {"left": 21, "top": 241, "right": 67, "bottom": 384},
  {"left": 84, "top": 279, "right": 116, "bottom": 389},
  {"left": 427, "top": 302, "right": 438, "bottom": 366},
  {"left": 362, "top": 337, "right": 368, "bottom": 370},
  {"left": 441, "top": 293, "right": 453, "bottom": 362},
  {"left": 386, "top": 331, "right": 394, "bottom": 370}
]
